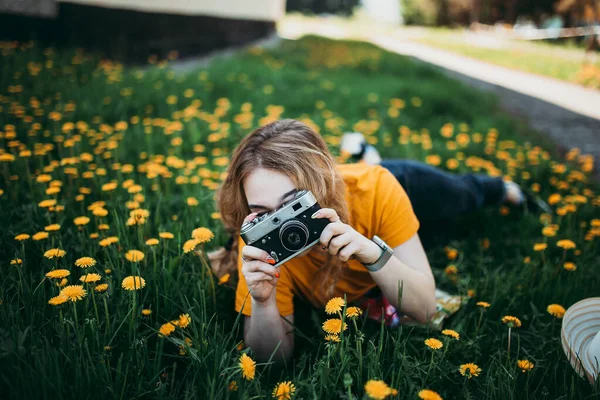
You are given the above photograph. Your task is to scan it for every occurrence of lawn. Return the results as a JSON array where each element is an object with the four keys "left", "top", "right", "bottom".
[
  {"left": 411, "top": 27, "right": 600, "bottom": 90},
  {"left": 0, "top": 35, "right": 599, "bottom": 399}
]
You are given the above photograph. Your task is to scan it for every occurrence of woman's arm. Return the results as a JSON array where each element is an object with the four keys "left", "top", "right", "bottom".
[
  {"left": 244, "top": 293, "right": 295, "bottom": 365},
  {"left": 367, "top": 233, "right": 437, "bottom": 324}
]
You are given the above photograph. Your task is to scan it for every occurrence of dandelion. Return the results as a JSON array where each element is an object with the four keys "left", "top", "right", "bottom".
[
  {"left": 158, "top": 321, "right": 176, "bottom": 337},
  {"left": 533, "top": 243, "right": 547, "bottom": 251},
  {"left": 178, "top": 313, "right": 191, "bottom": 328},
  {"left": 476, "top": 301, "right": 491, "bottom": 308},
  {"left": 125, "top": 250, "right": 144, "bottom": 262},
  {"left": 547, "top": 304, "right": 566, "bottom": 318},
  {"left": 346, "top": 306, "right": 363, "bottom": 318},
  {"left": 442, "top": 329, "right": 460, "bottom": 340},
  {"left": 517, "top": 359, "right": 535, "bottom": 373},
  {"left": 80, "top": 273, "right": 101, "bottom": 283},
  {"left": 74, "top": 257, "right": 96, "bottom": 268},
  {"left": 32, "top": 231, "right": 49, "bottom": 241},
  {"left": 557, "top": 239, "right": 576, "bottom": 250},
  {"left": 272, "top": 381, "right": 296, "bottom": 400},
  {"left": 187, "top": 197, "right": 199, "bottom": 206},
  {"left": 501, "top": 315, "right": 522, "bottom": 328},
  {"left": 146, "top": 238, "right": 159, "bottom": 246},
  {"left": 364, "top": 380, "right": 392, "bottom": 400},
  {"left": 95, "top": 283, "right": 109, "bottom": 293},
  {"left": 10, "top": 258, "right": 22, "bottom": 265},
  {"left": 48, "top": 295, "right": 68, "bottom": 306},
  {"left": 444, "top": 265, "right": 458, "bottom": 275},
  {"left": 322, "top": 318, "right": 347, "bottom": 335},
  {"left": 425, "top": 338, "right": 443, "bottom": 350},
  {"left": 73, "top": 216, "right": 90, "bottom": 226},
  {"left": 563, "top": 262, "right": 577, "bottom": 271},
  {"left": 46, "top": 269, "right": 70, "bottom": 279},
  {"left": 121, "top": 276, "right": 146, "bottom": 290},
  {"left": 44, "top": 224, "right": 61, "bottom": 231},
  {"left": 418, "top": 389, "right": 443, "bottom": 400},
  {"left": 14, "top": 233, "right": 30, "bottom": 241},
  {"left": 57, "top": 278, "right": 68, "bottom": 287},
  {"left": 239, "top": 353, "right": 256, "bottom": 380},
  {"left": 159, "top": 232, "right": 174, "bottom": 239},
  {"left": 183, "top": 239, "right": 200, "bottom": 253},
  {"left": 325, "top": 334, "right": 340, "bottom": 342},
  {"left": 44, "top": 248, "right": 66, "bottom": 259},
  {"left": 459, "top": 363, "right": 482, "bottom": 379},
  {"left": 191, "top": 227, "right": 214, "bottom": 243},
  {"left": 228, "top": 381, "right": 238, "bottom": 391},
  {"left": 325, "top": 297, "right": 345, "bottom": 315},
  {"left": 59, "top": 285, "right": 87, "bottom": 302},
  {"left": 141, "top": 309, "right": 152, "bottom": 316}
]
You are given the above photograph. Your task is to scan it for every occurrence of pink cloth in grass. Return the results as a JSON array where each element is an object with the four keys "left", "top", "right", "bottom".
[{"left": 360, "top": 294, "right": 401, "bottom": 327}]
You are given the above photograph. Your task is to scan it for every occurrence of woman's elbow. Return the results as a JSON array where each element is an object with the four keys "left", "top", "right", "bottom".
[{"left": 416, "top": 282, "right": 437, "bottom": 325}]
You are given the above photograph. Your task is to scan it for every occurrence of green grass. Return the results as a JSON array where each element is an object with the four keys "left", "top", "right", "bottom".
[
  {"left": 0, "top": 35, "right": 599, "bottom": 399},
  {"left": 412, "top": 27, "right": 600, "bottom": 89}
]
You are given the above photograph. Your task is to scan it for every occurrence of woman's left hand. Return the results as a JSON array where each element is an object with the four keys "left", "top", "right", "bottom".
[{"left": 311, "top": 208, "right": 382, "bottom": 265}]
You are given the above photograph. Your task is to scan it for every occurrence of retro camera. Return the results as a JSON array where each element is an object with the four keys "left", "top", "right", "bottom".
[{"left": 240, "top": 190, "right": 330, "bottom": 267}]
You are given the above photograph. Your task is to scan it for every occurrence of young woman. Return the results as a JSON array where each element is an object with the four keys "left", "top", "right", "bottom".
[{"left": 215, "top": 119, "right": 437, "bottom": 364}]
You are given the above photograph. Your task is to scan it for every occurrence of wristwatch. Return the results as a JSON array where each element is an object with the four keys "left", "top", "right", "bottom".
[{"left": 363, "top": 235, "right": 394, "bottom": 272}]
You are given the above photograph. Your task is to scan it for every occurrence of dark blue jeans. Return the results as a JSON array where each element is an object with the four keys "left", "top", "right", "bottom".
[{"left": 380, "top": 159, "right": 506, "bottom": 223}]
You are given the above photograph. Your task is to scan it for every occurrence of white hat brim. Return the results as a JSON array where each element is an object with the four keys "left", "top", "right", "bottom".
[{"left": 561, "top": 297, "right": 600, "bottom": 385}]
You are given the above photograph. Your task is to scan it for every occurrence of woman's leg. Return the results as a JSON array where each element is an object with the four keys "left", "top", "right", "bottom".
[{"left": 380, "top": 159, "right": 506, "bottom": 222}]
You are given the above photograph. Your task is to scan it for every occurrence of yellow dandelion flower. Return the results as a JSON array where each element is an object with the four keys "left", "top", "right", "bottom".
[
  {"left": 533, "top": 243, "right": 547, "bottom": 251},
  {"left": 476, "top": 301, "right": 491, "bottom": 308},
  {"left": 557, "top": 239, "right": 576, "bottom": 250},
  {"left": 44, "top": 248, "right": 66, "bottom": 259},
  {"left": 272, "top": 381, "right": 296, "bottom": 400},
  {"left": 191, "top": 227, "right": 214, "bottom": 243},
  {"left": 75, "top": 257, "right": 96, "bottom": 268},
  {"left": 364, "top": 380, "right": 392, "bottom": 400},
  {"left": 56, "top": 278, "right": 68, "bottom": 287},
  {"left": 186, "top": 197, "right": 199, "bottom": 206},
  {"left": 459, "top": 363, "right": 482, "bottom": 379},
  {"left": 44, "top": 223, "right": 61, "bottom": 232},
  {"left": 46, "top": 269, "right": 70, "bottom": 279},
  {"left": 121, "top": 276, "right": 146, "bottom": 290},
  {"left": 346, "top": 306, "right": 363, "bottom": 318},
  {"left": 563, "top": 262, "right": 577, "bottom": 271},
  {"left": 239, "top": 353, "right": 256, "bottom": 380},
  {"left": 146, "top": 238, "right": 159, "bottom": 246},
  {"left": 105, "top": 268, "right": 112, "bottom": 274},
  {"left": 73, "top": 216, "right": 90, "bottom": 226},
  {"left": 141, "top": 309, "right": 152, "bottom": 316},
  {"left": 425, "top": 338, "right": 443, "bottom": 350},
  {"left": 32, "top": 231, "right": 49, "bottom": 241},
  {"left": 158, "top": 321, "right": 176, "bottom": 337},
  {"left": 14, "top": 233, "right": 30, "bottom": 241},
  {"left": 95, "top": 283, "right": 109, "bottom": 293},
  {"left": 517, "top": 359, "right": 534, "bottom": 373},
  {"left": 322, "top": 318, "right": 347, "bottom": 334},
  {"left": 325, "top": 334, "right": 340, "bottom": 342},
  {"left": 418, "top": 389, "right": 443, "bottom": 400},
  {"left": 159, "top": 232, "right": 174, "bottom": 239},
  {"left": 125, "top": 249, "right": 145, "bottom": 262},
  {"left": 228, "top": 381, "right": 238, "bottom": 391},
  {"left": 547, "top": 304, "right": 566, "bottom": 318},
  {"left": 183, "top": 239, "right": 200, "bottom": 253},
  {"left": 59, "top": 285, "right": 87, "bottom": 302},
  {"left": 444, "top": 265, "right": 458, "bottom": 275},
  {"left": 178, "top": 313, "right": 191, "bottom": 328},
  {"left": 48, "top": 294, "right": 69, "bottom": 306},
  {"left": 501, "top": 315, "right": 522, "bottom": 328},
  {"left": 80, "top": 273, "right": 101, "bottom": 283},
  {"left": 442, "top": 329, "right": 460, "bottom": 340},
  {"left": 10, "top": 258, "right": 22, "bottom": 265},
  {"left": 325, "top": 297, "right": 345, "bottom": 315}
]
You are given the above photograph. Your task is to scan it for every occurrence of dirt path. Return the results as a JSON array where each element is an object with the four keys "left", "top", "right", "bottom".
[{"left": 279, "top": 22, "right": 600, "bottom": 171}]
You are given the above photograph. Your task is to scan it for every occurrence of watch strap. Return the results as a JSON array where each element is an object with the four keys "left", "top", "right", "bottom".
[{"left": 363, "top": 235, "right": 393, "bottom": 272}]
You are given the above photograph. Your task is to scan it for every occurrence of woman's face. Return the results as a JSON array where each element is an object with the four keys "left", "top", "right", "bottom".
[{"left": 244, "top": 168, "right": 313, "bottom": 258}]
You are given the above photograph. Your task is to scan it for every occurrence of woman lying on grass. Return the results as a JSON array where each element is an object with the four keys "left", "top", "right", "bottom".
[{"left": 215, "top": 119, "right": 437, "bottom": 364}]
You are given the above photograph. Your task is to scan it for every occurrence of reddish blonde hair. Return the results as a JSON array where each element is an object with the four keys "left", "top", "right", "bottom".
[{"left": 215, "top": 119, "right": 351, "bottom": 302}]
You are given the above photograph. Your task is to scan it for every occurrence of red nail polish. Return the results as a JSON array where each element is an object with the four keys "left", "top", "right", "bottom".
[
  {"left": 267, "top": 259, "right": 276, "bottom": 265},
  {"left": 275, "top": 272, "right": 280, "bottom": 278}
]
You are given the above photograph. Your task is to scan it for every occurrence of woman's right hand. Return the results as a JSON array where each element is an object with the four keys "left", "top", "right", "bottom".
[{"left": 241, "top": 213, "right": 281, "bottom": 304}]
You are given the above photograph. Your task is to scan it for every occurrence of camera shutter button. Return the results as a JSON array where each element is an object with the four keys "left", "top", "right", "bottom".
[{"left": 270, "top": 251, "right": 279, "bottom": 262}]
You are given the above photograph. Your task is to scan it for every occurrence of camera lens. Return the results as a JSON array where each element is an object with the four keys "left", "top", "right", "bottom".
[{"left": 279, "top": 220, "right": 309, "bottom": 251}]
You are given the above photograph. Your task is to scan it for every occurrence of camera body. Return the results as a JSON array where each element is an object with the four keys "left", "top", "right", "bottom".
[{"left": 240, "top": 190, "right": 330, "bottom": 267}]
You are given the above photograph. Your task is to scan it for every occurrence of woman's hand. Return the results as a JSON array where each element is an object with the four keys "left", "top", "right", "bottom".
[
  {"left": 241, "top": 212, "right": 281, "bottom": 304},
  {"left": 311, "top": 208, "right": 382, "bottom": 265}
]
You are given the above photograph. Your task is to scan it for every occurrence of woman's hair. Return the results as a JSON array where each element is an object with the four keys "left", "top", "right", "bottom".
[{"left": 215, "top": 119, "right": 351, "bottom": 302}]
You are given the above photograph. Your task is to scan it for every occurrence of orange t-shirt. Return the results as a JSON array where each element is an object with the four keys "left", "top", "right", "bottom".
[{"left": 234, "top": 162, "right": 420, "bottom": 316}]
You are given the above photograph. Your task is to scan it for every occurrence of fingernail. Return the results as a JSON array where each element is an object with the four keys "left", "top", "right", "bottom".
[
  {"left": 267, "top": 259, "right": 276, "bottom": 265},
  {"left": 311, "top": 211, "right": 320, "bottom": 219},
  {"left": 275, "top": 272, "right": 280, "bottom": 278}
]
